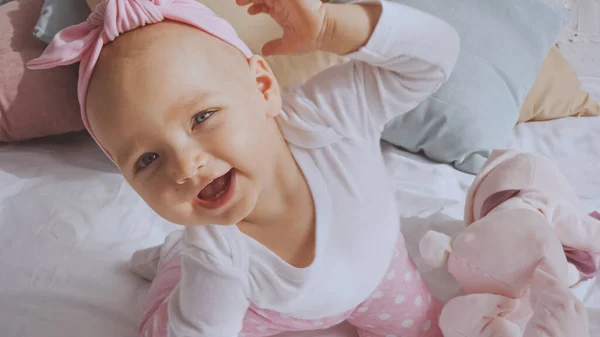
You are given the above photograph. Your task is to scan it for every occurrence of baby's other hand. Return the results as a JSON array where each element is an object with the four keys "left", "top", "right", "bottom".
[
  {"left": 235, "top": 0, "right": 330, "bottom": 56},
  {"left": 524, "top": 258, "right": 590, "bottom": 337}
]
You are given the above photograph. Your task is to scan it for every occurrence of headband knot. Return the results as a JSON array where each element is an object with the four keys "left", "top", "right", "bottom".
[
  {"left": 89, "top": 0, "right": 165, "bottom": 42},
  {"left": 27, "top": 0, "right": 253, "bottom": 159}
]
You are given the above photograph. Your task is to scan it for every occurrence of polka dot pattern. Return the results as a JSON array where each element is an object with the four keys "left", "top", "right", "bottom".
[
  {"left": 138, "top": 239, "right": 442, "bottom": 337},
  {"left": 378, "top": 313, "right": 392, "bottom": 321},
  {"left": 137, "top": 256, "right": 182, "bottom": 337},
  {"left": 238, "top": 304, "right": 351, "bottom": 337},
  {"left": 345, "top": 238, "right": 442, "bottom": 337},
  {"left": 372, "top": 291, "right": 385, "bottom": 299},
  {"left": 423, "top": 320, "right": 432, "bottom": 331}
]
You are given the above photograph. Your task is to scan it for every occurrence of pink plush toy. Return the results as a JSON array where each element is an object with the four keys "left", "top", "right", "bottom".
[
  {"left": 465, "top": 149, "right": 600, "bottom": 283},
  {"left": 419, "top": 149, "right": 600, "bottom": 337}
]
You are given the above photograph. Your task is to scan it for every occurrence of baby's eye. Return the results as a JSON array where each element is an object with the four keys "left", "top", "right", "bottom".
[
  {"left": 193, "top": 110, "right": 214, "bottom": 126},
  {"left": 135, "top": 152, "right": 159, "bottom": 172}
]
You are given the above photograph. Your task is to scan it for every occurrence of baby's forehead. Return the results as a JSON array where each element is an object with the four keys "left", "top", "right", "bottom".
[
  {"left": 85, "top": 21, "right": 250, "bottom": 157},
  {"left": 88, "top": 20, "right": 248, "bottom": 105}
]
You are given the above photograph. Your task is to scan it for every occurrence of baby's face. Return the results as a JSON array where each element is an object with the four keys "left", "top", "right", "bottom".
[{"left": 86, "top": 22, "right": 282, "bottom": 226}]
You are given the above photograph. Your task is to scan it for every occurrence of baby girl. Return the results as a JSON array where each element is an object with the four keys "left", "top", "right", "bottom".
[{"left": 28, "top": 0, "right": 460, "bottom": 336}]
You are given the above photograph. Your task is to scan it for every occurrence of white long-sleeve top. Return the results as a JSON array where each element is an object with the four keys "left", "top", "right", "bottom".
[{"left": 168, "top": 1, "right": 460, "bottom": 336}]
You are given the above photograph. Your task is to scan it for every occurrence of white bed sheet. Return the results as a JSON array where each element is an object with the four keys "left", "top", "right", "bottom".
[{"left": 0, "top": 116, "right": 599, "bottom": 337}]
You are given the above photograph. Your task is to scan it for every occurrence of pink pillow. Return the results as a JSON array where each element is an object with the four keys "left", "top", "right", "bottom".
[{"left": 0, "top": 0, "right": 83, "bottom": 142}]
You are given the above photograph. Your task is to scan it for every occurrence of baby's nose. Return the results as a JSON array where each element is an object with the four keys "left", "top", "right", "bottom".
[{"left": 171, "top": 151, "right": 208, "bottom": 184}]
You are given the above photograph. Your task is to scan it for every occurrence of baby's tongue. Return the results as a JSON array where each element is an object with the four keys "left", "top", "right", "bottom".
[{"left": 198, "top": 175, "right": 227, "bottom": 200}]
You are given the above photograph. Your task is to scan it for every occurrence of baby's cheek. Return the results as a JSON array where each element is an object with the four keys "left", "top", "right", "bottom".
[
  {"left": 219, "top": 121, "right": 262, "bottom": 163},
  {"left": 133, "top": 184, "right": 172, "bottom": 217}
]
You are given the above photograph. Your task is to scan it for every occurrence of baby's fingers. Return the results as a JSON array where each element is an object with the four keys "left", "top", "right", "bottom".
[
  {"left": 262, "top": 38, "right": 289, "bottom": 56},
  {"left": 236, "top": 0, "right": 272, "bottom": 16},
  {"left": 236, "top": 0, "right": 264, "bottom": 6},
  {"left": 247, "top": 4, "right": 268, "bottom": 15}
]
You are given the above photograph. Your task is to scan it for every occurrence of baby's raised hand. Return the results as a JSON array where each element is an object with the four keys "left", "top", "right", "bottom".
[{"left": 235, "top": 0, "right": 329, "bottom": 56}]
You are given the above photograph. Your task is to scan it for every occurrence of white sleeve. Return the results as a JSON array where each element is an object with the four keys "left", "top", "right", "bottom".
[
  {"left": 282, "top": 0, "right": 460, "bottom": 140},
  {"left": 167, "top": 227, "right": 249, "bottom": 337}
]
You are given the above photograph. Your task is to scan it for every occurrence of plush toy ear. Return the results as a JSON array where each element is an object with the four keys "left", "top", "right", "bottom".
[
  {"left": 419, "top": 231, "right": 453, "bottom": 268},
  {"left": 480, "top": 189, "right": 520, "bottom": 218}
]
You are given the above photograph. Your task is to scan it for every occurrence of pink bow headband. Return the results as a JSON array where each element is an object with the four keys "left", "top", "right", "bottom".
[{"left": 27, "top": 0, "right": 252, "bottom": 157}]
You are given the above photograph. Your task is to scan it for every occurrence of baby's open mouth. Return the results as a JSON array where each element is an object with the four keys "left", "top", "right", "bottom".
[{"left": 197, "top": 170, "right": 233, "bottom": 201}]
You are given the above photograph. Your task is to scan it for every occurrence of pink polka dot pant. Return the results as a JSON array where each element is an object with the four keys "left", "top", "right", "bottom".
[{"left": 139, "top": 237, "right": 442, "bottom": 337}]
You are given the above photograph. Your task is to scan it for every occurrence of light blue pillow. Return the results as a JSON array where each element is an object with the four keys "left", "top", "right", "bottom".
[
  {"left": 378, "top": 0, "right": 569, "bottom": 174},
  {"left": 33, "top": 0, "right": 90, "bottom": 44}
]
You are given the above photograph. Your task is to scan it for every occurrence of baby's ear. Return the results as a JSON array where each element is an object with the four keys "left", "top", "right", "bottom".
[
  {"left": 419, "top": 230, "right": 453, "bottom": 268},
  {"left": 248, "top": 55, "right": 282, "bottom": 117}
]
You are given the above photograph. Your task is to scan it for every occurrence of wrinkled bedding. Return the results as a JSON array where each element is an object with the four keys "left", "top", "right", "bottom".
[{"left": 1, "top": 115, "right": 599, "bottom": 337}]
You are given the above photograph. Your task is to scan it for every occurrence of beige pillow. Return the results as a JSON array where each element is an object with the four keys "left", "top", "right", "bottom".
[
  {"left": 519, "top": 46, "right": 600, "bottom": 123},
  {"left": 200, "top": 0, "right": 346, "bottom": 92}
]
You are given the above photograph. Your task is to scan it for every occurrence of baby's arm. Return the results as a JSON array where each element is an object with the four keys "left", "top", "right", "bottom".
[
  {"left": 166, "top": 229, "right": 250, "bottom": 337},
  {"left": 318, "top": 2, "right": 382, "bottom": 56},
  {"left": 288, "top": 1, "right": 460, "bottom": 140}
]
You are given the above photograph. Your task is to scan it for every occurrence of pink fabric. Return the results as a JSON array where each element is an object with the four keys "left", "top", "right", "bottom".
[
  {"left": 439, "top": 292, "right": 532, "bottom": 337},
  {"left": 438, "top": 258, "right": 590, "bottom": 337},
  {"left": 463, "top": 149, "right": 600, "bottom": 283},
  {"left": 0, "top": 0, "right": 83, "bottom": 142},
  {"left": 563, "top": 211, "right": 600, "bottom": 281},
  {"left": 464, "top": 149, "right": 581, "bottom": 225},
  {"left": 479, "top": 189, "right": 519, "bottom": 219},
  {"left": 479, "top": 192, "right": 600, "bottom": 281},
  {"left": 139, "top": 238, "right": 442, "bottom": 337},
  {"left": 419, "top": 206, "right": 575, "bottom": 336},
  {"left": 26, "top": 0, "right": 252, "bottom": 156},
  {"left": 523, "top": 258, "right": 590, "bottom": 337},
  {"left": 419, "top": 150, "right": 594, "bottom": 337},
  {"left": 563, "top": 245, "right": 600, "bottom": 280}
]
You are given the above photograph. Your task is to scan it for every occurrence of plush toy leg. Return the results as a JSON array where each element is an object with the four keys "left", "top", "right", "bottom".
[
  {"left": 439, "top": 293, "right": 531, "bottom": 337},
  {"left": 524, "top": 258, "right": 590, "bottom": 337}
]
